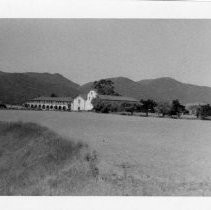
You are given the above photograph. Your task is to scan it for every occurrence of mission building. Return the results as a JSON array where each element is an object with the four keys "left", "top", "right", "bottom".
[{"left": 25, "top": 90, "right": 139, "bottom": 111}]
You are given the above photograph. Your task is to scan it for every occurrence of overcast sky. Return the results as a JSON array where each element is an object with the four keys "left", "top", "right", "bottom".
[{"left": 0, "top": 19, "right": 211, "bottom": 86}]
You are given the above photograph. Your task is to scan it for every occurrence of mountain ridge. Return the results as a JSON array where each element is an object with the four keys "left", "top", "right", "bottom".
[
  {"left": 0, "top": 71, "right": 80, "bottom": 104},
  {"left": 1, "top": 71, "right": 211, "bottom": 104},
  {"left": 80, "top": 76, "right": 211, "bottom": 104}
]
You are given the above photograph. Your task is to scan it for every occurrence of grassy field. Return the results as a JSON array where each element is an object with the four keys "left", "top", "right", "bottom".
[
  {"left": 0, "top": 121, "right": 100, "bottom": 195},
  {"left": 1, "top": 110, "right": 211, "bottom": 195}
]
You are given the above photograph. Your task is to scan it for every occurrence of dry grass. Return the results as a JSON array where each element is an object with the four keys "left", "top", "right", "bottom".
[
  {"left": 1, "top": 110, "right": 211, "bottom": 195},
  {"left": 0, "top": 121, "right": 99, "bottom": 195}
]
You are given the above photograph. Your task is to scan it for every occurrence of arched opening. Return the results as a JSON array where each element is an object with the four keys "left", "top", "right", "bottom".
[
  {"left": 42, "top": 105, "right": 45, "bottom": 109},
  {"left": 34, "top": 105, "right": 37, "bottom": 108},
  {"left": 50, "top": 105, "right": 53, "bottom": 109},
  {"left": 54, "top": 106, "right": 57, "bottom": 110},
  {"left": 59, "top": 106, "right": 61, "bottom": 110},
  {"left": 39, "top": 105, "right": 41, "bottom": 109},
  {"left": 31, "top": 104, "right": 34, "bottom": 108},
  {"left": 46, "top": 105, "right": 49, "bottom": 109},
  {"left": 63, "top": 106, "right": 66, "bottom": 111},
  {"left": 0, "top": 104, "right": 6, "bottom": 109}
]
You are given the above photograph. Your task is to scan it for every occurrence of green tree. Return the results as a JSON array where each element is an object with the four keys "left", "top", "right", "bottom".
[
  {"left": 92, "top": 98, "right": 111, "bottom": 113},
  {"left": 93, "top": 79, "right": 120, "bottom": 96},
  {"left": 50, "top": 93, "right": 57, "bottom": 97},
  {"left": 125, "top": 104, "right": 138, "bottom": 115},
  {"left": 196, "top": 104, "right": 211, "bottom": 120},
  {"left": 92, "top": 98, "right": 103, "bottom": 112},
  {"left": 110, "top": 102, "right": 120, "bottom": 113},
  {"left": 155, "top": 101, "right": 171, "bottom": 117},
  {"left": 170, "top": 99, "right": 185, "bottom": 118},
  {"left": 140, "top": 99, "right": 157, "bottom": 117}
]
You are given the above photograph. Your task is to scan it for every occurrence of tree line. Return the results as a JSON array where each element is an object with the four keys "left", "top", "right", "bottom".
[{"left": 91, "top": 79, "right": 211, "bottom": 120}]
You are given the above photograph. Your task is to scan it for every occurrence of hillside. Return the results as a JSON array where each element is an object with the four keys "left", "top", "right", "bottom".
[
  {"left": 1, "top": 70, "right": 211, "bottom": 105},
  {"left": 79, "top": 77, "right": 149, "bottom": 99},
  {"left": 137, "top": 77, "right": 211, "bottom": 104},
  {"left": 0, "top": 71, "right": 80, "bottom": 104},
  {"left": 0, "top": 121, "right": 98, "bottom": 195},
  {"left": 80, "top": 76, "right": 211, "bottom": 104}
]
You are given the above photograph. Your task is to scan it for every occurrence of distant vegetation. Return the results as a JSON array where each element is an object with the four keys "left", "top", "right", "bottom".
[
  {"left": 140, "top": 99, "right": 157, "bottom": 117},
  {"left": 50, "top": 93, "right": 58, "bottom": 97},
  {"left": 93, "top": 79, "right": 121, "bottom": 96},
  {"left": 196, "top": 104, "right": 211, "bottom": 120},
  {"left": 0, "top": 101, "right": 7, "bottom": 109},
  {"left": 91, "top": 79, "right": 211, "bottom": 120}
]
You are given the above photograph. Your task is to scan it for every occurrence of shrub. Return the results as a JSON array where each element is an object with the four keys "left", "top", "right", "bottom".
[
  {"left": 170, "top": 99, "right": 185, "bottom": 117},
  {"left": 155, "top": 100, "right": 185, "bottom": 118},
  {"left": 140, "top": 99, "right": 157, "bottom": 116},
  {"left": 0, "top": 104, "right": 7, "bottom": 109},
  {"left": 196, "top": 104, "right": 211, "bottom": 120},
  {"left": 92, "top": 98, "right": 140, "bottom": 114},
  {"left": 155, "top": 101, "right": 171, "bottom": 117}
]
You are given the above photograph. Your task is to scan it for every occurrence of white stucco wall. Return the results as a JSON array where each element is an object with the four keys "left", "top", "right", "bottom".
[
  {"left": 72, "top": 96, "right": 86, "bottom": 111},
  {"left": 72, "top": 90, "right": 97, "bottom": 111},
  {"left": 85, "top": 90, "right": 97, "bottom": 111},
  {"left": 26, "top": 101, "right": 70, "bottom": 110}
]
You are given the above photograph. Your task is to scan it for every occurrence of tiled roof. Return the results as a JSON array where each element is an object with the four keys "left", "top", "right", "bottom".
[
  {"left": 74, "top": 94, "right": 87, "bottom": 100},
  {"left": 98, "top": 95, "right": 139, "bottom": 102},
  {"left": 186, "top": 102, "right": 207, "bottom": 106},
  {"left": 30, "top": 96, "right": 73, "bottom": 102},
  {"left": 79, "top": 94, "right": 87, "bottom": 100}
]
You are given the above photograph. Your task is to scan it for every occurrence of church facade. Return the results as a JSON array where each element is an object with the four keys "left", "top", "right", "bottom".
[
  {"left": 72, "top": 90, "right": 139, "bottom": 111},
  {"left": 71, "top": 90, "right": 97, "bottom": 111}
]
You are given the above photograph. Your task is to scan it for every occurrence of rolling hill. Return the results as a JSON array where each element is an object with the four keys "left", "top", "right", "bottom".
[
  {"left": 80, "top": 76, "right": 211, "bottom": 104},
  {"left": 80, "top": 77, "right": 150, "bottom": 99},
  {"left": 0, "top": 71, "right": 80, "bottom": 104},
  {"left": 137, "top": 77, "right": 211, "bottom": 104},
  {"left": 1, "top": 70, "right": 211, "bottom": 105}
]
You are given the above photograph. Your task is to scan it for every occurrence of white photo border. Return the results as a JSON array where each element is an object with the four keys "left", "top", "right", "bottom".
[
  {"left": 0, "top": 0, "right": 211, "bottom": 19},
  {"left": 0, "top": 0, "right": 211, "bottom": 210}
]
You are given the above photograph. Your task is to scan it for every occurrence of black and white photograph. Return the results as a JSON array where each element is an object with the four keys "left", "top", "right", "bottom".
[
  {"left": 1, "top": 18, "right": 211, "bottom": 196},
  {"left": 1, "top": 1, "right": 211, "bottom": 209}
]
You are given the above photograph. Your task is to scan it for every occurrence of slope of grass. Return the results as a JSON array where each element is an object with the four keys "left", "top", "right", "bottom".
[
  {"left": 1, "top": 111, "right": 211, "bottom": 195},
  {"left": 0, "top": 121, "right": 99, "bottom": 195}
]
